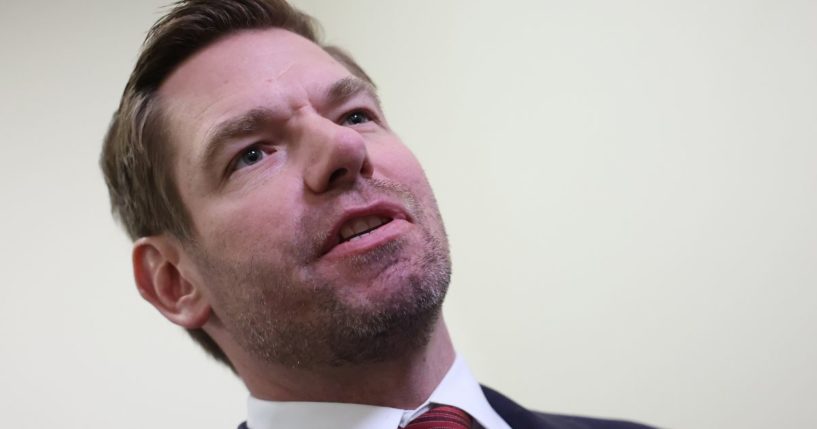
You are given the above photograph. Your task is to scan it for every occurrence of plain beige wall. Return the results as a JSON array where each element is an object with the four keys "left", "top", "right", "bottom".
[{"left": 1, "top": 1, "right": 815, "bottom": 428}]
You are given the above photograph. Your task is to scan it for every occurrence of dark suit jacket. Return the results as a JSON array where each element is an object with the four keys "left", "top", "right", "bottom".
[
  {"left": 481, "top": 385, "right": 655, "bottom": 429},
  {"left": 237, "top": 385, "right": 656, "bottom": 429}
]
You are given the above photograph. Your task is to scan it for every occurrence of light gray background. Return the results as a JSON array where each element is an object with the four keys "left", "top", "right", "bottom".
[{"left": 1, "top": 1, "right": 815, "bottom": 428}]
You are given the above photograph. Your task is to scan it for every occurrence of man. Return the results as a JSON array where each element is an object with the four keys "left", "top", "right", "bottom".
[{"left": 101, "top": 1, "right": 654, "bottom": 428}]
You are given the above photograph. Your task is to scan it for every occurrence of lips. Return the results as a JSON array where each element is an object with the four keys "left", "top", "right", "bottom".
[
  {"left": 338, "top": 215, "right": 393, "bottom": 242},
  {"left": 321, "top": 202, "right": 410, "bottom": 256}
]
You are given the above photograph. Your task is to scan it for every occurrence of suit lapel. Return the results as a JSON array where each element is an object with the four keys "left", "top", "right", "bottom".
[{"left": 481, "top": 385, "right": 550, "bottom": 428}]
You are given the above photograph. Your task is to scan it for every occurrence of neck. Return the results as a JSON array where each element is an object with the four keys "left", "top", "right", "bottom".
[{"left": 235, "top": 318, "right": 455, "bottom": 409}]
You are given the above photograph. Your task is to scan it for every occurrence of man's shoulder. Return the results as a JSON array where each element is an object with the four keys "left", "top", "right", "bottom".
[{"left": 482, "top": 385, "right": 656, "bottom": 429}]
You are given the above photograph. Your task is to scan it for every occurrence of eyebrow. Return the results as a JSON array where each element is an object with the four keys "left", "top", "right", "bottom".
[
  {"left": 327, "top": 76, "right": 380, "bottom": 108},
  {"left": 199, "top": 107, "right": 273, "bottom": 174},
  {"left": 198, "top": 77, "right": 380, "bottom": 173}
]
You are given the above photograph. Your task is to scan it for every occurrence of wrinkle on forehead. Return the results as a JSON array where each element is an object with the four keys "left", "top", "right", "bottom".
[{"left": 272, "top": 60, "right": 296, "bottom": 82}]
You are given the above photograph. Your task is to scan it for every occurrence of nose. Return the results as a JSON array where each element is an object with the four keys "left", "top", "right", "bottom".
[{"left": 301, "top": 117, "right": 373, "bottom": 194}]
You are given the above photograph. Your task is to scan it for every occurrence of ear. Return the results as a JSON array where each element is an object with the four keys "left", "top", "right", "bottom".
[{"left": 132, "top": 236, "right": 210, "bottom": 329}]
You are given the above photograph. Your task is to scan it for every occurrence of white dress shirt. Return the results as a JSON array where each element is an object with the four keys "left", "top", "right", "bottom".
[{"left": 246, "top": 355, "right": 512, "bottom": 429}]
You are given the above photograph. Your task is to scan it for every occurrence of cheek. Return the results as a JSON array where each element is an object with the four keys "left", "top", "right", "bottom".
[
  {"left": 372, "top": 144, "right": 431, "bottom": 189},
  {"left": 197, "top": 185, "right": 303, "bottom": 261}
]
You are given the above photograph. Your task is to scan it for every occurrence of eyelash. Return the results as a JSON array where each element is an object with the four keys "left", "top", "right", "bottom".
[
  {"left": 230, "top": 144, "right": 274, "bottom": 173},
  {"left": 341, "top": 109, "right": 378, "bottom": 126}
]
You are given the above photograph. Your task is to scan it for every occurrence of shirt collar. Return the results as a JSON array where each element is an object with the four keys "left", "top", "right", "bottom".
[{"left": 246, "top": 355, "right": 511, "bottom": 429}]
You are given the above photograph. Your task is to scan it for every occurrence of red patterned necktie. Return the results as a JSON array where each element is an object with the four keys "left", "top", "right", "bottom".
[{"left": 404, "top": 405, "right": 473, "bottom": 429}]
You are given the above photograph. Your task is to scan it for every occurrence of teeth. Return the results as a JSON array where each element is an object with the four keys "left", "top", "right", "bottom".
[
  {"left": 340, "top": 225, "right": 354, "bottom": 240},
  {"left": 352, "top": 218, "right": 369, "bottom": 234},
  {"left": 367, "top": 217, "right": 382, "bottom": 229},
  {"left": 338, "top": 215, "right": 390, "bottom": 241}
]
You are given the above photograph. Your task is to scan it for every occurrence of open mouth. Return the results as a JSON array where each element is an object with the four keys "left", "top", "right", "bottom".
[
  {"left": 320, "top": 202, "right": 410, "bottom": 256},
  {"left": 338, "top": 215, "right": 394, "bottom": 243}
]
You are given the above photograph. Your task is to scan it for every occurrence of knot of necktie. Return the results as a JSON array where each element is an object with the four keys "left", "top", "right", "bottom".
[{"left": 404, "top": 405, "right": 473, "bottom": 429}]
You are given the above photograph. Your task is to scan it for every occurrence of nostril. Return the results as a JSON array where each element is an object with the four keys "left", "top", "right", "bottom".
[{"left": 328, "top": 168, "right": 348, "bottom": 184}]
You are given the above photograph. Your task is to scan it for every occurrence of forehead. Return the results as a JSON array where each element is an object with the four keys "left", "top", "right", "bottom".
[
  {"left": 156, "top": 28, "right": 356, "bottom": 183},
  {"left": 157, "top": 28, "right": 352, "bottom": 136}
]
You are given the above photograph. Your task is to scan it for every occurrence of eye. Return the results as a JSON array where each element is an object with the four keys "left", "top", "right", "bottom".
[
  {"left": 233, "top": 146, "right": 267, "bottom": 171},
  {"left": 342, "top": 110, "right": 372, "bottom": 126}
]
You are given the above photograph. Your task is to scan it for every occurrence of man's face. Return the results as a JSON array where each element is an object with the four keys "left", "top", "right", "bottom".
[{"left": 158, "top": 29, "right": 450, "bottom": 368}]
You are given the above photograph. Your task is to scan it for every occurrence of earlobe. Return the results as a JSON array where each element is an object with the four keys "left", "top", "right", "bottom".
[{"left": 132, "top": 236, "right": 211, "bottom": 329}]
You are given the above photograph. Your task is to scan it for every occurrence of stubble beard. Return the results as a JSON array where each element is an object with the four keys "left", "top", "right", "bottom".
[{"left": 196, "top": 180, "right": 452, "bottom": 370}]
